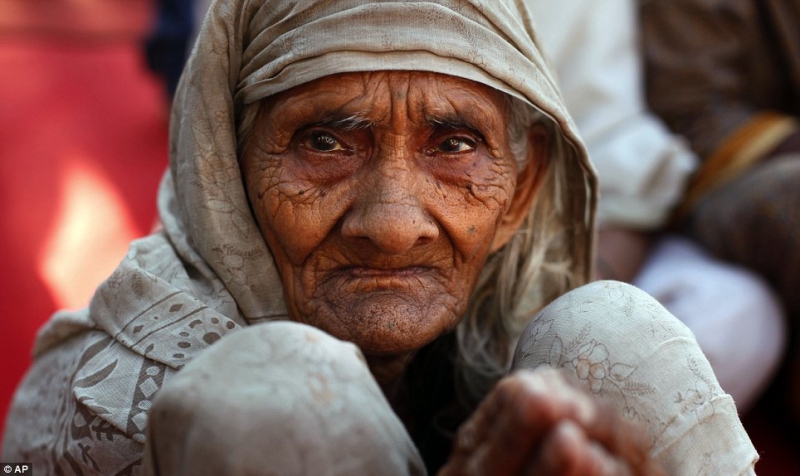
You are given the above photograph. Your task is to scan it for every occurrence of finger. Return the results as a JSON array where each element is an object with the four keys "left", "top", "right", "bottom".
[
  {"left": 440, "top": 381, "right": 529, "bottom": 476},
  {"left": 526, "top": 369, "right": 662, "bottom": 474},
  {"left": 579, "top": 399, "right": 662, "bottom": 474},
  {"left": 443, "top": 368, "right": 598, "bottom": 475},
  {"left": 524, "top": 420, "right": 631, "bottom": 476}
]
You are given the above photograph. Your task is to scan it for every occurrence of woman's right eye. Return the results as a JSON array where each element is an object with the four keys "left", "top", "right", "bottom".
[{"left": 306, "top": 130, "right": 346, "bottom": 152}]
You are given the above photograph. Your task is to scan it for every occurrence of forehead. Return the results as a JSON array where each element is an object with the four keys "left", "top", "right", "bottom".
[{"left": 261, "top": 71, "right": 510, "bottom": 127}]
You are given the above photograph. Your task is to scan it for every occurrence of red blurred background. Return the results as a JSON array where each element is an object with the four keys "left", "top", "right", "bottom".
[{"left": 0, "top": 0, "right": 168, "bottom": 441}]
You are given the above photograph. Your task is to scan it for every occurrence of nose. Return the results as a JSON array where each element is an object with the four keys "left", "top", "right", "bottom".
[{"left": 342, "top": 168, "right": 439, "bottom": 255}]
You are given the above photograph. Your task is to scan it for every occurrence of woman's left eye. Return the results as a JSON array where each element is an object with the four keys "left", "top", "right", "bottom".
[
  {"left": 306, "top": 130, "right": 346, "bottom": 152},
  {"left": 436, "top": 137, "right": 476, "bottom": 153}
]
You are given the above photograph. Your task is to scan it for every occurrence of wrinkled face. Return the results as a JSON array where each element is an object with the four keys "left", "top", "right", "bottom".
[{"left": 241, "top": 71, "right": 543, "bottom": 356}]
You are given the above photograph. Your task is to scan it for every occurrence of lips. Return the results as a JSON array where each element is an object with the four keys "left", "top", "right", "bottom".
[
  {"left": 346, "top": 265, "right": 430, "bottom": 278},
  {"left": 300, "top": 240, "right": 453, "bottom": 294},
  {"left": 329, "top": 265, "right": 437, "bottom": 292}
]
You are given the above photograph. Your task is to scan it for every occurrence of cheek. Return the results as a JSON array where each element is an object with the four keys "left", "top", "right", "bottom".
[
  {"left": 244, "top": 156, "right": 349, "bottom": 266},
  {"left": 433, "top": 161, "right": 517, "bottom": 259}
]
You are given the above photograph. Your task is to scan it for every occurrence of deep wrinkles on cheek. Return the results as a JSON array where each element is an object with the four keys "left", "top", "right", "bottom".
[
  {"left": 456, "top": 179, "right": 512, "bottom": 213},
  {"left": 447, "top": 221, "right": 496, "bottom": 267},
  {"left": 250, "top": 152, "right": 334, "bottom": 221},
  {"left": 252, "top": 164, "right": 296, "bottom": 219},
  {"left": 250, "top": 159, "right": 282, "bottom": 198},
  {"left": 251, "top": 182, "right": 329, "bottom": 270},
  {"left": 431, "top": 187, "right": 509, "bottom": 266},
  {"left": 275, "top": 180, "right": 329, "bottom": 208},
  {"left": 467, "top": 158, "right": 517, "bottom": 207},
  {"left": 421, "top": 167, "right": 509, "bottom": 254},
  {"left": 268, "top": 191, "right": 342, "bottom": 266},
  {"left": 432, "top": 155, "right": 514, "bottom": 210}
]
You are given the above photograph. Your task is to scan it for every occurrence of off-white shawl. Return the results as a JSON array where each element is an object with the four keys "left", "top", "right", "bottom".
[
  {"left": 4, "top": 0, "right": 597, "bottom": 472},
  {"left": 38, "top": 0, "right": 595, "bottom": 353}
]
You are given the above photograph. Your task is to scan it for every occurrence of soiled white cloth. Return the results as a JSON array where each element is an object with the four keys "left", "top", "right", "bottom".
[
  {"left": 142, "top": 321, "right": 428, "bottom": 476},
  {"left": 515, "top": 281, "right": 757, "bottom": 476},
  {"left": 3, "top": 0, "right": 756, "bottom": 474},
  {"left": 141, "top": 282, "right": 756, "bottom": 476}
]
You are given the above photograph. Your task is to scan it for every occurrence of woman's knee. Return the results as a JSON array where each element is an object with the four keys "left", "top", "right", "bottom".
[
  {"left": 514, "top": 280, "right": 697, "bottom": 371},
  {"left": 144, "top": 322, "right": 423, "bottom": 475},
  {"left": 512, "top": 281, "right": 751, "bottom": 472}
]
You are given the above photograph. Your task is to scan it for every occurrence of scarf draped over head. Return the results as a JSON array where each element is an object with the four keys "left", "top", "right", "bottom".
[{"left": 34, "top": 0, "right": 596, "bottom": 408}]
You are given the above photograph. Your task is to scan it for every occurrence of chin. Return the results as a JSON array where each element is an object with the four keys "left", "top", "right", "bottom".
[{"left": 304, "top": 292, "right": 461, "bottom": 356}]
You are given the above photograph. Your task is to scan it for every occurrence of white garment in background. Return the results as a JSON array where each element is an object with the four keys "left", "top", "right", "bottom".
[
  {"left": 634, "top": 237, "right": 786, "bottom": 412},
  {"left": 528, "top": 0, "right": 786, "bottom": 412},
  {"left": 529, "top": 0, "right": 695, "bottom": 229}
]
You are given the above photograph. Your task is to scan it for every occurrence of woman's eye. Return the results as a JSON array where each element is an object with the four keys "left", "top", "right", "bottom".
[
  {"left": 436, "top": 137, "right": 476, "bottom": 153},
  {"left": 307, "top": 131, "right": 345, "bottom": 152}
]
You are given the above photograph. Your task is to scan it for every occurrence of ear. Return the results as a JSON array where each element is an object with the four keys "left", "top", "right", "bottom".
[{"left": 490, "top": 124, "right": 548, "bottom": 252}]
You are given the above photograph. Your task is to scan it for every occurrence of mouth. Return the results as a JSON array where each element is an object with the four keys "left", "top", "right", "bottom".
[
  {"left": 330, "top": 265, "right": 436, "bottom": 291},
  {"left": 346, "top": 266, "right": 431, "bottom": 278}
]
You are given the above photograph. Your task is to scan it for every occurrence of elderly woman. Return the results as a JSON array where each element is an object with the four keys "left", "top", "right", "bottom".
[{"left": 3, "top": 1, "right": 756, "bottom": 474}]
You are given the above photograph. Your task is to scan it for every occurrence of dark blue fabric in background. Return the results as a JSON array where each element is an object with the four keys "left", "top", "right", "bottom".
[{"left": 144, "top": 0, "right": 195, "bottom": 98}]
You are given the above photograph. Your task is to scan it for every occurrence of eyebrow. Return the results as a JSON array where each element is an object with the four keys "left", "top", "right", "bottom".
[
  {"left": 426, "top": 113, "right": 487, "bottom": 139},
  {"left": 310, "top": 113, "right": 375, "bottom": 131},
  {"left": 428, "top": 116, "right": 474, "bottom": 129}
]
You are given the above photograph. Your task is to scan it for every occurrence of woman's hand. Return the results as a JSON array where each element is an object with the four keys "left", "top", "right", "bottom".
[{"left": 438, "top": 368, "right": 665, "bottom": 476}]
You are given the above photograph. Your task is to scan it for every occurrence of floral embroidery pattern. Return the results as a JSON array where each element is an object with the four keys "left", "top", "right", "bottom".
[
  {"left": 511, "top": 281, "right": 755, "bottom": 474},
  {"left": 529, "top": 319, "right": 656, "bottom": 413},
  {"left": 674, "top": 358, "right": 721, "bottom": 423}
]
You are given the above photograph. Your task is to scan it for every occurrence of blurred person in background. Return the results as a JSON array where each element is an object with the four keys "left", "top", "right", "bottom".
[
  {"left": 642, "top": 0, "right": 800, "bottom": 424},
  {"left": 528, "top": 0, "right": 786, "bottom": 414}
]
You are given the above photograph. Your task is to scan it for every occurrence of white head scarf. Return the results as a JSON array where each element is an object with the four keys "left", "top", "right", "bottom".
[
  {"left": 33, "top": 0, "right": 596, "bottom": 431},
  {"left": 171, "top": 0, "right": 594, "bottom": 317}
]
